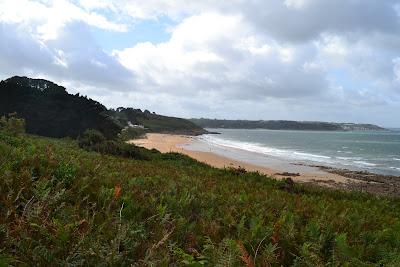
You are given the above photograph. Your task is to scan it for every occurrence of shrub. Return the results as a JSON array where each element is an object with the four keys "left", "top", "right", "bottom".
[
  {"left": 0, "top": 113, "right": 25, "bottom": 136},
  {"left": 77, "top": 129, "right": 106, "bottom": 148},
  {"left": 95, "top": 140, "right": 149, "bottom": 160},
  {"left": 53, "top": 162, "right": 77, "bottom": 188},
  {"left": 78, "top": 129, "right": 150, "bottom": 160},
  {"left": 225, "top": 166, "right": 247, "bottom": 176},
  {"left": 118, "top": 127, "right": 146, "bottom": 141}
]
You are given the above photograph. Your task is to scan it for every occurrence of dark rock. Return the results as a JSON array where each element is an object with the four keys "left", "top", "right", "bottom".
[{"left": 275, "top": 172, "right": 301, "bottom": 177}]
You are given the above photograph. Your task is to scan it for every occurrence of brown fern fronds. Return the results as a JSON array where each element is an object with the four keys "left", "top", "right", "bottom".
[
  {"left": 236, "top": 240, "right": 255, "bottom": 267},
  {"left": 114, "top": 184, "right": 121, "bottom": 200},
  {"left": 147, "top": 227, "right": 175, "bottom": 258},
  {"left": 271, "top": 223, "right": 281, "bottom": 244},
  {"left": 77, "top": 219, "right": 89, "bottom": 234}
]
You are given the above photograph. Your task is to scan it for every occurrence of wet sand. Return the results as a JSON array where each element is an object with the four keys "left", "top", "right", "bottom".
[{"left": 129, "top": 133, "right": 355, "bottom": 186}]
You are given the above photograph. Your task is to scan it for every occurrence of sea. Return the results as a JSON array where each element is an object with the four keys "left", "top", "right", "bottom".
[{"left": 183, "top": 128, "right": 400, "bottom": 176}]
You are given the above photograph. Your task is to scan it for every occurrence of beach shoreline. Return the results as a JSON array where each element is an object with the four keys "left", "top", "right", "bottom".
[
  {"left": 130, "top": 133, "right": 400, "bottom": 196},
  {"left": 129, "top": 133, "right": 357, "bottom": 186}
]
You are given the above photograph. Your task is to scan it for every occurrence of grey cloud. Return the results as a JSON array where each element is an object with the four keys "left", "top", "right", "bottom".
[
  {"left": 0, "top": 23, "right": 55, "bottom": 75},
  {"left": 238, "top": 0, "right": 400, "bottom": 43},
  {"left": 111, "top": 0, "right": 400, "bottom": 43},
  {"left": 0, "top": 21, "right": 135, "bottom": 92},
  {"left": 46, "top": 22, "right": 135, "bottom": 90}
]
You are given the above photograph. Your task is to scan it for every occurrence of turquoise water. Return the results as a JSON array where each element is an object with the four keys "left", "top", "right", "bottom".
[{"left": 199, "top": 128, "right": 400, "bottom": 176}]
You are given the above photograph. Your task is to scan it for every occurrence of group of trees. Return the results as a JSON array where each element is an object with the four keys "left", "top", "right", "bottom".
[
  {"left": 0, "top": 76, "right": 121, "bottom": 138},
  {"left": 0, "top": 76, "right": 206, "bottom": 139},
  {"left": 108, "top": 107, "right": 206, "bottom": 135}
]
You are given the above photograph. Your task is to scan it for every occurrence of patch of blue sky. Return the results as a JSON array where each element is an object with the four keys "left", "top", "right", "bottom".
[
  {"left": 329, "top": 68, "right": 372, "bottom": 92},
  {"left": 90, "top": 16, "right": 176, "bottom": 52}
]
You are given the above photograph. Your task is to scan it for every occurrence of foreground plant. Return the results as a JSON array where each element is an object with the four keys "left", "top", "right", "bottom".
[{"left": 1, "top": 125, "right": 400, "bottom": 266}]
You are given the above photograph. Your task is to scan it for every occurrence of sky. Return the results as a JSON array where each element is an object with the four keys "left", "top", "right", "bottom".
[{"left": 1, "top": 0, "right": 400, "bottom": 127}]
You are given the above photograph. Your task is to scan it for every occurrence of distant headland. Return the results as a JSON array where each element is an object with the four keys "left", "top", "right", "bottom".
[{"left": 190, "top": 118, "right": 386, "bottom": 131}]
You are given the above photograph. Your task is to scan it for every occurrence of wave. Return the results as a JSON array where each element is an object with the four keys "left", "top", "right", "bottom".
[
  {"left": 294, "top": 152, "right": 331, "bottom": 159},
  {"left": 337, "top": 156, "right": 361, "bottom": 160},
  {"left": 200, "top": 135, "right": 333, "bottom": 163},
  {"left": 199, "top": 135, "right": 392, "bottom": 171},
  {"left": 353, "top": 161, "right": 378, "bottom": 167},
  {"left": 393, "top": 158, "right": 400, "bottom": 161},
  {"left": 200, "top": 135, "right": 289, "bottom": 156}
]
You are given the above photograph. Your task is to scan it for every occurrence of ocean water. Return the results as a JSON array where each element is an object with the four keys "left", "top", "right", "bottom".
[{"left": 195, "top": 128, "right": 400, "bottom": 176}]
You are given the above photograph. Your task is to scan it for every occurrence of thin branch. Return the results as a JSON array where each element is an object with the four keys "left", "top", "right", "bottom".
[
  {"left": 254, "top": 234, "right": 269, "bottom": 264},
  {"left": 22, "top": 196, "right": 34, "bottom": 218},
  {"left": 119, "top": 202, "right": 124, "bottom": 222}
]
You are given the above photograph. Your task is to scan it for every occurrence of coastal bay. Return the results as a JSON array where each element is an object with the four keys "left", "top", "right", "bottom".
[
  {"left": 130, "top": 132, "right": 400, "bottom": 196},
  {"left": 129, "top": 133, "right": 355, "bottom": 185}
]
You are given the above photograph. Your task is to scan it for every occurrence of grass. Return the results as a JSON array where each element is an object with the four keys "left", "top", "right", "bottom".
[{"left": 1, "top": 131, "right": 400, "bottom": 266}]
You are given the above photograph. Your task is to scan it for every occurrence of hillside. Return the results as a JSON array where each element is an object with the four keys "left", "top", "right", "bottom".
[
  {"left": 191, "top": 118, "right": 385, "bottom": 131},
  {"left": 109, "top": 107, "right": 207, "bottom": 135},
  {"left": 0, "top": 76, "right": 121, "bottom": 138},
  {"left": 1, "top": 120, "right": 400, "bottom": 265},
  {"left": 0, "top": 76, "right": 206, "bottom": 139}
]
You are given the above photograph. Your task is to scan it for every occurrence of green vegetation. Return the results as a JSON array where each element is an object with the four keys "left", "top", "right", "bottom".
[
  {"left": 0, "top": 113, "right": 25, "bottom": 136},
  {"left": 78, "top": 129, "right": 154, "bottom": 160},
  {"left": 191, "top": 118, "right": 385, "bottom": 131},
  {"left": 1, "top": 118, "right": 400, "bottom": 266},
  {"left": 0, "top": 76, "right": 206, "bottom": 139},
  {"left": 0, "top": 76, "right": 121, "bottom": 139},
  {"left": 118, "top": 127, "right": 147, "bottom": 141},
  {"left": 109, "top": 107, "right": 207, "bottom": 135}
]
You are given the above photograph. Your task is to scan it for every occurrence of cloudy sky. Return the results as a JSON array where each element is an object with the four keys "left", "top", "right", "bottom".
[{"left": 1, "top": 0, "right": 400, "bottom": 127}]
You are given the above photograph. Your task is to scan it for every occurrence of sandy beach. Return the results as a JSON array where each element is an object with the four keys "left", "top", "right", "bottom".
[{"left": 129, "top": 133, "right": 356, "bottom": 185}]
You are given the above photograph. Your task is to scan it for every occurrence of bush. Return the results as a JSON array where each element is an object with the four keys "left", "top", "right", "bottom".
[
  {"left": 118, "top": 127, "right": 146, "bottom": 141},
  {"left": 0, "top": 113, "right": 25, "bottom": 136},
  {"left": 77, "top": 129, "right": 106, "bottom": 148},
  {"left": 95, "top": 140, "right": 150, "bottom": 160},
  {"left": 225, "top": 166, "right": 247, "bottom": 176},
  {"left": 78, "top": 129, "right": 150, "bottom": 160}
]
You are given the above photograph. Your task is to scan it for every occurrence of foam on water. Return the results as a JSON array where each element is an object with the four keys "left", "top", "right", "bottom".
[
  {"left": 200, "top": 135, "right": 289, "bottom": 157},
  {"left": 200, "top": 135, "right": 337, "bottom": 164},
  {"left": 353, "top": 161, "right": 378, "bottom": 167},
  {"left": 198, "top": 129, "right": 400, "bottom": 176},
  {"left": 294, "top": 152, "right": 331, "bottom": 159},
  {"left": 337, "top": 156, "right": 362, "bottom": 160},
  {"left": 200, "top": 134, "right": 384, "bottom": 172}
]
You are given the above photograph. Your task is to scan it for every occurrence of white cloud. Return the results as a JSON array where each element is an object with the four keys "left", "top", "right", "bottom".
[
  {"left": 54, "top": 49, "right": 68, "bottom": 68},
  {"left": 284, "top": 0, "right": 313, "bottom": 9},
  {"left": 318, "top": 35, "right": 348, "bottom": 58},
  {"left": 114, "top": 12, "right": 328, "bottom": 102},
  {"left": 79, "top": 0, "right": 115, "bottom": 10},
  {"left": 0, "top": 0, "right": 127, "bottom": 40},
  {"left": 99, "top": 0, "right": 400, "bottom": 43}
]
